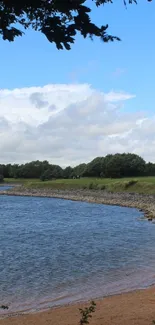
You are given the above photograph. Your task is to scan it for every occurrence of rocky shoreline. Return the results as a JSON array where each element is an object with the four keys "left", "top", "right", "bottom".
[{"left": 0, "top": 186, "right": 155, "bottom": 221}]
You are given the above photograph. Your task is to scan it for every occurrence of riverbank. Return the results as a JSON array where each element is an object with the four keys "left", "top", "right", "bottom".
[
  {"left": 1, "top": 186, "right": 155, "bottom": 220},
  {"left": 1, "top": 286, "right": 155, "bottom": 325}
]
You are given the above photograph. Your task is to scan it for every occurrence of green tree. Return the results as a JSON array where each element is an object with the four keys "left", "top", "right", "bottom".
[
  {"left": 40, "top": 164, "right": 63, "bottom": 180},
  {"left": 121, "top": 153, "right": 146, "bottom": 177},
  {"left": 72, "top": 163, "right": 87, "bottom": 177},
  {"left": 104, "top": 153, "right": 146, "bottom": 178},
  {"left": 0, "top": 153, "right": 148, "bottom": 180},
  {"left": 1, "top": 164, "right": 11, "bottom": 178},
  {"left": 0, "top": 174, "right": 4, "bottom": 182},
  {"left": 50, "top": 165, "right": 63, "bottom": 178},
  {"left": 40, "top": 168, "right": 52, "bottom": 181},
  {"left": 17, "top": 161, "right": 44, "bottom": 178},
  {"left": 0, "top": 1, "right": 152, "bottom": 49},
  {"left": 145, "top": 162, "right": 155, "bottom": 176},
  {"left": 104, "top": 154, "right": 124, "bottom": 178},
  {"left": 63, "top": 166, "right": 73, "bottom": 179},
  {"left": 84, "top": 157, "right": 104, "bottom": 177},
  {"left": 9, "top": 164, "right": 20, "bottom": 178},
  {"left": 40, "top": 174, "right": 46, "bottom": 181}
]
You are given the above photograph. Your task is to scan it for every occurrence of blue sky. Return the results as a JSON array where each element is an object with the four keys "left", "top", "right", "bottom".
[
  {"left": 0, "top": 1, "right": 154, "bottom": 109},
  {"left": 0, "top": 1, "right": 155, "bottom": 165}
]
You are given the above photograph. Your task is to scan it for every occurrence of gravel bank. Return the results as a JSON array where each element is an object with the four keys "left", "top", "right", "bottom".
[{"left": 0, "top": 186, "right": 155, "bottom": 220}]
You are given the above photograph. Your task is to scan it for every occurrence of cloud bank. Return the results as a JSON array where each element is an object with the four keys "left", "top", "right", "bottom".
[{"left": 0, "top": 84, "right": 153, "bottom": 166}]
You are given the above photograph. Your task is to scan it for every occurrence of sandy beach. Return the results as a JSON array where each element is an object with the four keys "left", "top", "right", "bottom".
[{"left": 1, "top": 286, "right": 155, "bottom": 325}]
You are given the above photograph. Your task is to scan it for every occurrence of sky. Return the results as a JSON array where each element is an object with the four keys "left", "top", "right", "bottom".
[{"left": 0, "top": 0, "right": 155, "bottom": 166}]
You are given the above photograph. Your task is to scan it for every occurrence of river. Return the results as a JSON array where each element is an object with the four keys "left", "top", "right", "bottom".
[{"left": 0, "top": 193, "right": 155, "bottom": 315}]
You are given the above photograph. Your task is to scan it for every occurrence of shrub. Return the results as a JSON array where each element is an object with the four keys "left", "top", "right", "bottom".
[
  {"left": 79, "top": 301, "right": 96, "bottom": 325},
  {"left": 0, "top": 305, "right": 8, "bottom": 310},
  {"left": 124, "top": 180, "right": 138, "bottom": 189},
  {"left": 88, "top": 182, "right": 98, "bottom": 190},
  {"left": 88, "top": 182, "right": 94, "bottom": 189},
  {"left": 97, "top": 184, "right": 106, "bottom": 190}
]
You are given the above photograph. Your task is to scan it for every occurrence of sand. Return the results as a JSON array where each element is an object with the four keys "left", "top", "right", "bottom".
[{"left": 1, "top": 287, "right": 155, "bottom": 325}]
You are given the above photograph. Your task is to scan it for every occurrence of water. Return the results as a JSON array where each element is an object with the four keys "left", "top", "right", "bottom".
[
  {"left": 0, "top": 194, "right": 155, "bottom": 315},
  {"left": 0, "top": 185, "right": 13, "bottom": 191}
]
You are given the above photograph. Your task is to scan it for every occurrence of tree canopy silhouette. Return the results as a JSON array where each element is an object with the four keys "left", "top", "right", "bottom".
[{"left": 0, "top": 0, "right": 152, "bottom": 49}]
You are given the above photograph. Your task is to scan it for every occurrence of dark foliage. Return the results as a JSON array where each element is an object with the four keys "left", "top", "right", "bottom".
[
  {"left": 0, "top": 305, "right": 9, "bottom": 310},
  {"left": 0, "top": 0, "right": 152, "bottom": 49},
  {"left": 79, "top": 301, "right": 96, "bottom": 325},
  {"left": 0, "top": 174, "right": 4, "bottom": 182},
  {"left": 1, "top": 153, "right": 155, "bottom": 180}
]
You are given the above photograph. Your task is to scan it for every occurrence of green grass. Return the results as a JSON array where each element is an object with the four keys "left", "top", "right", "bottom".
[
  {"left": 4, "top": 178, "right": 39, "bottom": 184},
  {"left": 4, "top": 176, "right": 155, "bottom": 194}
]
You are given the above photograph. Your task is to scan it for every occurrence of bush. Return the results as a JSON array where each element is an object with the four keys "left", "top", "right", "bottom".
[
  {"left": 88, "top": 182, "right": 98, "bottom": 190},
  {"left": 124, "top": 180, "right": 138, "bottom": 189},
  {"left": 79, "top": 301, "right": 96, "bottom": 325},
  {"left": 88, "top": 182, "right": 94, "bottom": 189},
  {"left": 97, "top": 184, "right": 106, "bottom": 190},
  {"left": 0, "top": 305, "right": 8, "bottom": 310}
]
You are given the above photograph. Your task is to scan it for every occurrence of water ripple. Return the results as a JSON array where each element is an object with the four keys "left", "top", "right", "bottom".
[{"left": 0, "top": 195, "right": 155, "bottom": 314}]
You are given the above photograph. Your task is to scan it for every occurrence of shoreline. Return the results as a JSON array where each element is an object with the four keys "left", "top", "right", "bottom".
[
  {"left": 1, "top": 286, "right": 155, "bottom": 325},
  {"left": 1, "top": 186, "right": 155, "bottom": 324},
  {"left": 1, "top": 281, "right": 155, "bottom": 319},
  {"left": 1, "top": 186, "right": 155, "bottom": 220}
]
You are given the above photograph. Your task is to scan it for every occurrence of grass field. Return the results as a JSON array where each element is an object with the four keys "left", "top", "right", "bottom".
[{"left": 4, "top": 176, "right": 155, "bottom": 194}]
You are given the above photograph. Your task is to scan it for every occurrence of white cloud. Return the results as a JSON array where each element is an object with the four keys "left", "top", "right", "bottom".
[
  {"left": 104, "top": 91, "right": 135, "bottom": 102},
  {"left": 0, "top": 83, "right": 153, "bottom": 166}
]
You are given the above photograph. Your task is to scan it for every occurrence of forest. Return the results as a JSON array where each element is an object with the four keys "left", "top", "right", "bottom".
[{"left": 0, "top": 153, "right": 155, "bottom": 181}]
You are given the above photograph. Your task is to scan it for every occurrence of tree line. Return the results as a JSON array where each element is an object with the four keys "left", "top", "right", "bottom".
[{"left": 0, "top": 153, "right": 155, "bottom": 181}]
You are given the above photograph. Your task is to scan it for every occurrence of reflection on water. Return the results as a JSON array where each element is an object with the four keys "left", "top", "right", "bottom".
[{"left": 0, "top": 195, "right": 155, "bottom": 315}]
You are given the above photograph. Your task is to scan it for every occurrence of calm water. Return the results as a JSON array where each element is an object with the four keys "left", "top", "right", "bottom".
[{"left": 0, "top": 194, "right": 155, "bottom": 315}]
